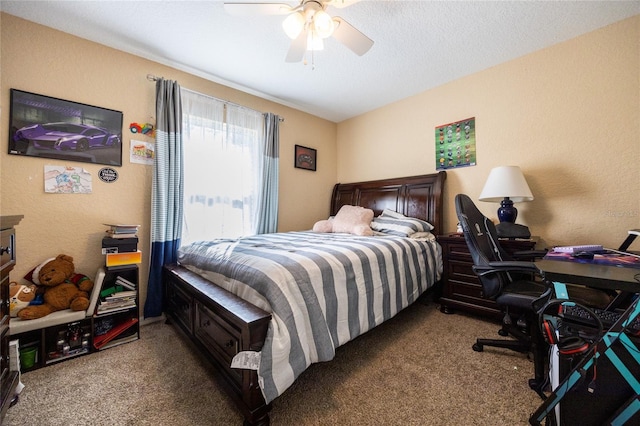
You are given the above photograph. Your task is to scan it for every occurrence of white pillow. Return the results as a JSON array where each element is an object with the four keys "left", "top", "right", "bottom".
[{"left": 370, "top": 209, "right": 434, "bottom": 237}]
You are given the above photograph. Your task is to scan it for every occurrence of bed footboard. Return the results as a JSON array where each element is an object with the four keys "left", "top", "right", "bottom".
[{"left": 163, "top": 264, "right": 272, "bottom": 425}]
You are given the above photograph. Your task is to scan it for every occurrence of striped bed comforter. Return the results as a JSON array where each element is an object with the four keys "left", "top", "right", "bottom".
[{"left": 177, "top": 231, "right": 442, "bottom": 403}]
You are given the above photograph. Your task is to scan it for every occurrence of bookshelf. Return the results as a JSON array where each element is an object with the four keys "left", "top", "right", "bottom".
[
  {"left": 44, "top": 320, "right": 92, "bottom": 365},
  {"left": 92, "top": 265, "right": 140, "bottom": 350}
]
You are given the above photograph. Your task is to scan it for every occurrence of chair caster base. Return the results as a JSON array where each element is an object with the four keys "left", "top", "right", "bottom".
[
  {"left": 529, "top": 378, "right": 547, "bottom": 399},
  {"left": 472, "top": 343, "right": 483, "bottom": 352}
]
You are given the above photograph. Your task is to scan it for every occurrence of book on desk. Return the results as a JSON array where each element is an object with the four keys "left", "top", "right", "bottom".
[{"left": 544, "top": 248, "right": 640, "bottom": 269}]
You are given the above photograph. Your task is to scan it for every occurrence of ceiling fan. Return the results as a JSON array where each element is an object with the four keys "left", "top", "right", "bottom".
[{"left": 223, "top": 0, "right": 374, "bottom": 63}]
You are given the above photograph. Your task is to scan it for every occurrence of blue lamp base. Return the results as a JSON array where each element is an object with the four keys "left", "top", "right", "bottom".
[
  {"left": 497, "top": 197, "right": 517, "bottom": 223},
  {"left": 496, "top": 197, "right": 530, "bottom": 238}
]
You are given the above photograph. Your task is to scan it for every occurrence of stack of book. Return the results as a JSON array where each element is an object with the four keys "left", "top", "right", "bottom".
[
  {"left": 102, "top": 223, "right": 141, "bottom": 267},
  {"left": 115, "top": 275, "right": 136, "bottom": 291},
  {"left": 97, "top": 292, "right": 136, "bottom": 314},
  {"left": 97, "top": 275, "right": 137, "bottom": 315},
  {"left": 104, "top": 223, "right": 139, "bottom": 239}
]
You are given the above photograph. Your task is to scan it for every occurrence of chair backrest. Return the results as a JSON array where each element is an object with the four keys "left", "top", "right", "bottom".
[{"left": 455, "top": 194, "right": 513, "bottom": 300}]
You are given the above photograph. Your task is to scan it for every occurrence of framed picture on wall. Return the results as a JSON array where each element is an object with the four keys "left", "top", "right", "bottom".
[
  {"left": 435, "top": 117, "right": 476, "bottom": 170},
  {"left": 8, "top": 89, "right": 124, "bottom": 167},
  {"left": 294, "top": 144, "right": 317, "bottom": 171}
]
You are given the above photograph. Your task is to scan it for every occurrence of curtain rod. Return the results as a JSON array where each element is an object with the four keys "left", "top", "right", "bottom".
[{"left": 147, "top": 74, "right": 284, "bottom": 122}]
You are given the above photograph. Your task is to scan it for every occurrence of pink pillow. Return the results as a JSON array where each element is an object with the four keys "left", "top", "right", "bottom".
[
  {"left": 332, "top": 205, "right": 374, "bottom": 236},
  {"left": 312, "top": 219, "right": 333, "bottom": 233}
]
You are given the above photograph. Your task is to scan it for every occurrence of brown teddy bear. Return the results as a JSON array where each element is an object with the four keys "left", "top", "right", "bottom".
[
  {"left": 9, "top": 281, "right": 36, "bottom": 317},
  {"left": 17, "top": 254, "right": 94, "bottom": 320}
]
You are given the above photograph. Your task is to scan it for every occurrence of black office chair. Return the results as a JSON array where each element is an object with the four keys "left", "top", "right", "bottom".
[{"left": 454, "top": 194, "right": 613, "bottom": 395}]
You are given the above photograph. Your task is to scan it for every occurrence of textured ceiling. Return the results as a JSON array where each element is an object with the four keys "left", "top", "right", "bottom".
[{"left": 2, "top": 1, "right": 638, "bottom": 122}]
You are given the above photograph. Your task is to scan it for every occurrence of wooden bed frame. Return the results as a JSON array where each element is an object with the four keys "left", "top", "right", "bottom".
[{"left": 163, "top": 171, "right": 446, "bottom": 425}]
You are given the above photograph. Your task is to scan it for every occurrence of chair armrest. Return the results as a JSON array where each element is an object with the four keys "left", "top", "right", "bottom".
[
  {"left": 473, "top": 261, "right": 541, "bottom": 276},
  {"left": 474, "top": 261, "right": 554, "bottom": 310}
]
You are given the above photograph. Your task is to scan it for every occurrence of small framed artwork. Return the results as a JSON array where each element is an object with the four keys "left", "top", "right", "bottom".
[
  {"left": 8, "top": 89, "right": 124, "bottom": 166},
  {"left": 294, "top": 144, "right": 317, "bottom": 171}
]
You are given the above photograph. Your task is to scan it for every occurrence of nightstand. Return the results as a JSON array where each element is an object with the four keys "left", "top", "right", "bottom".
[{"left": 437, "top": 233, "right": 537, "bottom": 319}]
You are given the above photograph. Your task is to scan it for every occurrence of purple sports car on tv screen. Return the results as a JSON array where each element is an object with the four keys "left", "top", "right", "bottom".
[{"left": 13, "top": 122, "right": 121, "bottom": 152}]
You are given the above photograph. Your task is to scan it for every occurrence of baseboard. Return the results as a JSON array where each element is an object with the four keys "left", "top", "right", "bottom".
[{"left": 139, "top": 314, "right": 166, "bottom": 327}]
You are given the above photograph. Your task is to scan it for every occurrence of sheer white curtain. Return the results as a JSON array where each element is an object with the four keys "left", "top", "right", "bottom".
[{"left": 181, "top": 89, "right": 264, "bottom": 244}]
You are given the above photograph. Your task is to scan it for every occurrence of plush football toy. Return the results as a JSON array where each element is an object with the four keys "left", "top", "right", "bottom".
[
  {"left": 9, "top": 281, "right": 36, "bottom": 317},
  {"left": 17, "top": 254, "right": 94, "bottom": 320}
]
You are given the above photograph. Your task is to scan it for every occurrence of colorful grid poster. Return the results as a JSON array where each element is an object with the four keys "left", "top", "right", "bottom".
[{"left": 435, "top": 117, "right": 476, "bottom": 170}]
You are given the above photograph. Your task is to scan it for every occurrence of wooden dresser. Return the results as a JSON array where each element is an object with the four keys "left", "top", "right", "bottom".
[
  {"left": 0, "top": 215, "right": 23, "bottom": 420},
  {"left": 437, "top": 233, "right": 537, "bottom": 319}
]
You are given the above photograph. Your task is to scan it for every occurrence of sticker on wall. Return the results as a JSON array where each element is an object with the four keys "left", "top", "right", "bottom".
[
  {"left": 130, "top": 139, "right": 154, "bottom": 165},
  {"left": 435, "top": 117, "right": 476, "bottom": 170},
  {"left": 129, "top": 122, "right": 155, "bottom": 137},
  {"left": 98, "top": 167, "right": 119, "bottom": 183},
  {"left": 44, "top": 165, "right": 92, "bottom": 194}
]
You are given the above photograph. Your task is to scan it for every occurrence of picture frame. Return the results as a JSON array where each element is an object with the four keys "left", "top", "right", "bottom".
[
  {"left": 435, "top": 117, "right": 476, "bottom": 170},
  {"left": 294, "top": 144, "right": 317, "bottom": 171},
  {"left": 8, "top": 89, "right": 124, "bottom": 167}
]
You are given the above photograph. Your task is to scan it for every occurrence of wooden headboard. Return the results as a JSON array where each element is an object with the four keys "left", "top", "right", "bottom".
[{"left": 330, "top": 171, "right": 447, "bottom": 236}]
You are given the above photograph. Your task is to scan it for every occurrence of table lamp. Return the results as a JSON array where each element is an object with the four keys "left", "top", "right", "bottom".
[{"left": 479, "top": 166, "right": 534, "bottom": 238}]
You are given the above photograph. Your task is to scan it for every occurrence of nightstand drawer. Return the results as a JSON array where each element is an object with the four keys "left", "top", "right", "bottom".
[
  {"left": 446, "top": 280, "right": 496, "bottom": 308},
  {"left": 442, "top": 240, "right": 472, "bottom": 261},
  {"left": 449, "top": 259, "right": 479, "bottom": 283}
]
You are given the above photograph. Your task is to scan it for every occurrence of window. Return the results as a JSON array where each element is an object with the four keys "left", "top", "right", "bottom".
[{"left": 180, "top": 89, "right": 264, "bottom": 244}]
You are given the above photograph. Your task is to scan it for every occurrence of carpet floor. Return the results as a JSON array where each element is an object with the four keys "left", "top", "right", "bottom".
[{"left": 4, "top": 300, "right": 543, "bottom": 425}]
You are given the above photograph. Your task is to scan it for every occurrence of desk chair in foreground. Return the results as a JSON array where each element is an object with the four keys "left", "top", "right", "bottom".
[{"left": 454, "top": 194, "right": 613, "bottom": 395}]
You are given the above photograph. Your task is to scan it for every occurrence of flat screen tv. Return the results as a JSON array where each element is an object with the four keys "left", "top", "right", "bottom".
[{"left": 8, "top": 89, "right": 124, "bottom": 167}]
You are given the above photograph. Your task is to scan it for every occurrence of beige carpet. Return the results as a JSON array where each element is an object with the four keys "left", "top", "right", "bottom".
[{"left": 4, "top": 300, "right": 543, "bottom": 425}]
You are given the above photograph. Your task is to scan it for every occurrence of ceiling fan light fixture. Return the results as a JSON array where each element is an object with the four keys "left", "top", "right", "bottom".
[
  {"left": 313, "top": 10, "right": 334, "bottom": 38},
  {"left": 225, "top": 0, "right": 373, "bottom": 63},
  {"left": 282, "top": 11, "right": 305, "bottom": 39},
  {"left": 306, "top": 29, "right": 324, "bottom": 51}
]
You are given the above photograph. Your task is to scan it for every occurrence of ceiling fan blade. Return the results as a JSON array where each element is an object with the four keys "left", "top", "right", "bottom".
[
  {"left": 223, "top": 2, "right": 293, "bottom": 16},
  {"left": 331, "top": 17, "right": 373, "bottom": 56},
  {"left": 324, "top": 0, "right": 361, "bottom": 9},
  {"left": 285, "top": 29, "right": 307, "bottom": 62}
]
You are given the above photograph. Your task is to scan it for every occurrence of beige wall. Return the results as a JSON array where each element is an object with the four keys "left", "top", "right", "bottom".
[
  {"left": 0, "top": 14, "right": 337, "bottom": 314},
  {"left": 2, "top": 13, "right": 638, "bottom": 315},
  {"left": 337, "top": 16, "right": 640, "bottom": 249}
]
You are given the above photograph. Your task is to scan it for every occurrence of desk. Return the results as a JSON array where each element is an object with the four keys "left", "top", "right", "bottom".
[
  {"left": 536, "top": 259, "right": 640, "bottom": 293},
  {"left": 531, "top": 259, "right": 640, "bottom": 426}
]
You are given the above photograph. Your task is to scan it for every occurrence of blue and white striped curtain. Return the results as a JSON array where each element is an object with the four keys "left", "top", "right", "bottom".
[
  {"left": 144, "top": 78, "right": 183, "bottom": 318},
  {"left": 256, "top": 113, "right": 280, "bottom": 234}
]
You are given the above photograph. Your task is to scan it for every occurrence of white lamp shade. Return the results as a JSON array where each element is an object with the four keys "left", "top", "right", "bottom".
[
  {"left": 313, "top": 10, "right": 335, "bottom": 38},
  {"left": 283, "top": 12, "right": 305, "bottom": 39},
  {"left": 478, "top": 166, "right": 534, "bottom": 203}
]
